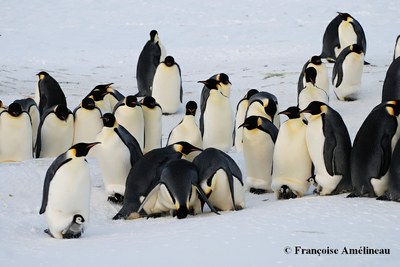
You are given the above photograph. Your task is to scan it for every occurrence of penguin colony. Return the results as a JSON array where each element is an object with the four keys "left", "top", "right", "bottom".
[{"left": 1, "top": 13, "right": 399, "bottom": 239}]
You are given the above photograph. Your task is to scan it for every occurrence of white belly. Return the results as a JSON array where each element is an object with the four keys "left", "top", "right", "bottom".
[
  {"left": 114, "top": 106, "right": 144, "bottom": 151},
  {"left": 302, "top": 63, "right": 329, "bottom": 94},
  {"left": 142, "top": 107, "right": 162, "bottom": 153},
  {"left": 73, "top": 109, "right": 103, "bottom": 145},
  {"left": 336, "top": 21, "right": 358, "bottom": 57},
  {"left": 334, "top": 52, "right": 364, "bottom": 100},
  {"left": 167, "top": 116, "right": 203, "bottom": 148},
  {"left": 298, "top": 85, "right": 329, "bottom": 110},
  {"left": 152, "top": 65, "right": 181, "bottom": 114},
  {"left": 234, "top": 100, "right": 248, "bottom": 152}
]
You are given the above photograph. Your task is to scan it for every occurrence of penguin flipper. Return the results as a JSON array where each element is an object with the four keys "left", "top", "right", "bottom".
[
  {"left": 258, "top": 117, "right": 279, "bottom": 143},
  {"left": 194, "top": 184, "right": 220, "bottom": 215},
  {"left": 114, "top": 126, "right": 143, "bottom": 166},
  {"left": 137, "top": 184, "right": 161, "bottom": 214},
  {"left": 332, "top": 59, "right": 343, "bottom": 88},
  {"left": 380, "top": 134, "right": 393, "bottom": 177}
]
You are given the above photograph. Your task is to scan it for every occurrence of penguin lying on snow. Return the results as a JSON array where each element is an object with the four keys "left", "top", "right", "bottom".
[{"left": 39, "top": 142, "right": 99, "bottom": 239}]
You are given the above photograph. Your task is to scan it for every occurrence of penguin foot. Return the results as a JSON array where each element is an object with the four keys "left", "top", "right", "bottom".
[
  {"left": 279, "top": 185, "right": 297, "bottom": 200},
  {"left": 346, "top": 192, "right": 360, "bottom": 198},
  {"left": 376, "top": 194, "right": 390, "bottom": 201},
  {"left": 343, "top": 97, "right": 357, "bottom": 102},
  {"left": 112, "top": 212, "right": 126, "bottom": 220},
  {"left": 249, "top": 187, "right": 267, "bottom": 194},
  {"left": 62, "top": 232, "right": 82, "bottom": 239},
  {"left": 146, "top": 213, "right": 165, "bottom": 219},
  {"left": 107, "top": 193, "right": 124, "bottom": 204}
]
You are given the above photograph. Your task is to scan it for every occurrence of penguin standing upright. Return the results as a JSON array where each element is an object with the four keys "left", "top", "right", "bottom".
[
  {"left": 378, "top": 137, "right": 400, "bottom": 202},
  {"left": 167, "top": 100, "right": 202, "bottom": 151},
  {"left": 141, "top": 96, "right": 162, "bottom": 154},
  {"left": 300, "top": 101, "right": 352, "bottom": 195},
  {"left": 349, "top": 101, "right": 400, "bottom": 198},
  {"left": 394, "top": 35, "right": 400, "bottom": 61},
  {"left": 86, "top": 89, "right": 110, "bottom": 115},
  {"left": 39, "top": 142, "right": 99, "bottom": 239},
  {"left": 298, "top": 56, "right": 329, "bottom": 96},
  {"left": 320, "top": 12, "right": 367, "bottom": 62},
  {"left": 199, "top": 79, "right": 234, "bottom": 152},
  {"left": 332, "top": 44, "right": 365, "bottom": 101},
  {"left": 35, "top": 104, "right": 74, "bottom": 158},
  {"left": 240, "top": 116, "right": 278, "bottom": 194},
  {"left": 298, "top": 67, "right": 329, "bottom": 110},
  {"left": 113, "top": 95, "right": 145, "bottom": 151},
  {"left": 200, "top": 73, "right": 231, "bottom": 114},
  {"left": 381, "top": 57, "right": 400, "bottom": 102},
  {"left": 151, "top": 56, "right": 182, "bottom": 114},
  {"left": 73, "top": 97, "right": 103, "bottom": 145},
  {"left": 93, "top": 113, "right": 142, "bottom": 203},
  {"left": 245, "top": 91, "right": 280, "bottom": 128},
  {"left": 13, "top": 98, "right": 40, "bottom": 151},
  {"left": 136, "top": 30, "right": 166, "bottom": 97},
  {"left": 271, "top": 106, "right": 312, "bottom": 199},
  {"left": 234, "top": 89, "right": 259, "bottom": 152},
  {"left": 0, "top": 102, "right": 33, "bottom": 162},
  {"left": 36, "top": 71, "right": 67, "bottom": 115}
]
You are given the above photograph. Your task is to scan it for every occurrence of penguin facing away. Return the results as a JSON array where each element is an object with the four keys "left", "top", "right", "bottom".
[
  {"left": 113, "top": 95, "right": 145, "bottom": 151},
  {"left": 73, "top": 97, "right": 103, "bottom": 145},
  {"left": 240, "top": 115, "right": 278, "bottom": 194},
  {"left": 36, "top": 71, "right": 67, "bottom": 115},
  {"left": 151, "top": 55, "right": 183, "bottom": 114},
  {"left": 113, "top": 142, "right": 202, "bottom": 220},
  {"left": 298, "top": 67, "right": 329, "bottom": 110},
  {"left": 332, "top": 44, "right": 365, "bottom": 101},
  {"left": 271, "top": 106, "right": 313, "bottom": 199},
  {"left": 300, "top": 101, "right": 352, "bottom": 195},
  {"left": 137, "top": 159, "right": 219, "bottom": 219},
  {"left": 13, "top": 98, "right": 40, "bottom": 152},
  {"left": 141, "top": 96, "right": 162, "bottom": 153},
  {"left": 35, "top": 104, "right": 74, "bottom": 158},
  {"left": 348, "top": 101, "right": 400, "bottom": 198},
  {"left": 0, "top": 102, "right": 33, "bottom": 162},
  {"left": 234, "top": 89, "right": 259, "bottom": 152},
  {"left": 297, "top": 55, "right": 329, "bottom": 96},
  {"left": 193, "top": 147, "right": 245, "bottom": 211},
  {"left": 39, "top": 142, "right": 99, "bottom": 239},
  {"left": 93, "top": 113, "right": 143, "bottom": 204},
  {"left": 381, "top": 57, "right": 400, "bottom": 102}
]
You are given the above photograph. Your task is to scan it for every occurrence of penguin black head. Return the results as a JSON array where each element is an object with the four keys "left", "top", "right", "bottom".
[
  {"left": 72, "top": 214, "right": 85, "bottom": 224},
  {"left": 337, "top": 12, "right": 353, "bottom": 21},
  {"left": 239, "top": 116, "right": 262, "bottom": 130},
  {"left": 37, "top": 71, "right": 49, "bottom": 80},
  {"left": 263, "top": 98, "right": 278, "bottom": 119},
  {"left": 54, "top": 105, "right": 70, "bottom": 121},
  {"left": 125, "top": 95, "right": 138, "bottom": 108},
  {"left": 198, "top": 79, "right": 220, "bottom": 91},
  {"left": 175, "top": 205, "right": 189, "bottom": 219},
  {"left": 217, "top": 73, "right": 231, "bottom": 85},
  {"left": 72, "top": 142, "right": 100, "bottom": 157},
  {"left": 164, "top": 56, "right": 175, "bottom": 67},
  {"left": 278, "top": 106, "right": 301, "bottom": 119},
  {"left": 279, "top": 185, "right": 297, "bottom": 200},
  {"left": 185, "top": 101, "right": 197, "bottom": 116},
  {"left": 172, "top": 141, "right": 202, "bottom": 155},
  {"left": 245, "top": 89, "right": 259, "bottom": 100},
  {"left": 7, "top": 102, "right": 23, "bottom": 117},
  {"left": 90, "top": 89, "right": 108, "bottom": 101},
  {"left": 304, "top": 67, "right": 317, "bottom": 85},
  {"left": 101, "top": 113, "right": 116, "bottom": 127},
  {"left": 93, "top": 83, "right": 114, "bottom": 92},
  {"left": 350, "top": 44, "right": 364, "bottom": 54},
  {"left": 81, "top": 97, "right": 96, "bottom": 110},
  {"left": 150, "top": 30, "right": 158, "bottom": 42},
  {"left": 142, "top": 96, "right": 157, "bottom": 109},
  {"left": 310, "top": 55, "right": 322, "bottom": 65},
  {"left": 300, "top": 101, "right": 327, "bottom": 115}
]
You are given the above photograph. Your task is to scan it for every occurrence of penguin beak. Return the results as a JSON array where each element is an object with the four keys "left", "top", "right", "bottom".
[
  {"left": 238, "top": 122, "right": 248, "bottom": 128},
  {"left": 278, "top": 110, "right": 289, "bottom": 115},
  {"left": 87, "top": 142, "right": 101, "bottom": 149},
  {"left": 299, "top": 109, "right": 310, "bottom": 114},
  {"left": 197, "top": 80, "right": 207, "bottom": 85}
]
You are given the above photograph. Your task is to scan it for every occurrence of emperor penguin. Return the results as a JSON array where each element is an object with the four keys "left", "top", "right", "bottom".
[
  {"left": 394, "top": 35, "right": 400, "bottom": 61},
  {"left": 113, "top": 141, "right": 202, "bottom": 220},
  {"left": 36, "top": 71, "right": 67, "bottom": 115},
  {"left": 151, "top": 56, "right": 182, "bottom": 114},
  {"left": 348, "top": 101, "right": 400, "bottom": 198},
  {"left": 193, "top": 147, "right": 245, "bottom": 211},
  {"left": 298, "top": 67, "right": 329, "bottom": 110},
  {"left": 86, "top": 83, "right": 124, "bottom": 113},
  {"left": 332, "top": 44, "right": 365, "bottom": 101},
  {"left": 0, "top": 102, "right": 33, "bottom": 162},
  {"left": 86, "top": 88, "right": 111, "bottom": 115},
  {"left": 93, "top": 113, "right": 143, "bottom": 204},
  {"left": 136, "top": 30, "right": 167, "bottom": 97},
  {"left": 137, "top": 159, "right": 218, "bottom": 219},
  {"left": 378, "top": 138, "right": 400, "bottom": 202},
  {"left": 141, "top": 96, "right": 162, "bottom": 153},
  {"left": 271, "top": 106, "right": 312, "bottom": 199},
  {"left": 35, "top": 104, "right": 74, "bottom": 158},
  {"left": 167, "top": 101, "right": 202, "bottom": 160},
  {"left": 320, "top": 12, "right": 367, "bottom": 63},
  {"left": 199, "top": 78, "right": 234, "bottom": 152},
  {"left": 240, "top": 116, "right": 278, "bottom": 194},
  {"left": 298, "top": 56, "right": 329, "bottom": 96},
  {"left": 13, "top": 98, "right": 40, "bottom": 151},
  {"left": 200, "top": 73, "right": 232, "bottom": 114},
  {"left": 113, "top": 95, "right": 145, "bottom": 151},
  {"left": 234, "top": 89, "right": 259, "bottom": 152},
  {"left": 73, "top": 97, "right": 103, "bottom": 145},
  {"left": 246, "top": 91, "right": 280, "bottom": 128},
  {"left": 300, "top": 101, "right": 352, "bottom": 195},
  {"left": 381, "top": 57, "right": 400, "bottom": 102},
  {"left": 39, "top": 142, "right": 99, "bottom": 239}
]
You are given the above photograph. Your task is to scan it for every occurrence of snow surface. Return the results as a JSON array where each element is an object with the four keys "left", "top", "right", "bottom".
[{"left": 1, "top": 0, "right": 400, "bottom": 266}]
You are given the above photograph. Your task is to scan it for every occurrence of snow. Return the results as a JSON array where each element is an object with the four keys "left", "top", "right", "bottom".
[{"left": 1, "top": 0, "right": 400, "bottom": 266}]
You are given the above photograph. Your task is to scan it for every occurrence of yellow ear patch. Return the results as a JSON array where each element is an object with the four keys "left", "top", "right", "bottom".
[
  {"left": 257, "top": 117, "right": 262, "bottom": 127},
  {"left": 320, "top": 105, "right": 328, "bottom": 114},
  {"left": 39, "top": 74, "right": 45, "bottom": 80},
  {"left": 386, "top": 106, "right": 395, "bottom": 116}
]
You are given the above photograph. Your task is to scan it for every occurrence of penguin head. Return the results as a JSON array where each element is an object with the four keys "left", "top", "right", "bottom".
[
  {"left": 101, "top": 113, "right": 116, "bottom": 127},
  {"left": 245, "top": 89, "right": 259, "bottom": 100},
  {"left": 239, "top": 116, "right": 262, "bottom": 130},
  {"left": 304, "top": 67, "right": 317, "bottom": 85},
  {"left": 7, "top": 102, "right": 23, "bottom": 117},
  {"left": 72, "top": 214, "right": 85, "bottom": 224},
  {"left": 125, "top": 95, "right": 138, "bottom": 108},
  {"left": 141, "top": 96, "right": 157, "bottom": 109},
  {"left": 54, "top": 105, "right": 70, "bottom": 121},
  {"left": 149, "top": 30, "right": 159, "bottom": 42},
  {"left": 172, "top": 141, "right": 202, "bottom": 156},
  {"left": 279, "top": 185, "right": 297, "bottom": 200},
  {"left": 185, "top": 101, "right": 197, "bottom": 116},
  {"left": 198, "top": 79, "right": 221, "bottom": 91},
  {"left": 81, "top": 97, "right": 96, "bottom": 110},
  {"left": 93, "top": 83, "right": 114, "bottom": 93},
  {"left": 300, "top": 101, "right": 328, "bottom": 115},
  {"left": 37, "top": 71, "right": 49, "bottom": 80},
  {"left": 350, "top": 44, "right": 364, "bottom": 55},
  {"left": 278, "top": 106, "right": 301, "bottom": 119},
  {"left": 71, "top": 142, "right": 100, "bottom": 157},
  {"left": 337, "top": 12, "right": 353, "bottom": 22},
  {"left": 90, "top": 89, "right": 108, "bottom": 101},
  {"left": 164, "top": 56, "right": 175, "bottom": 67},
  {"left": 216, "top": 73, "right": 231, "bottom": 85},
  {"left": 310, "top": 55, "right": 322, "bottom": 65}
]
